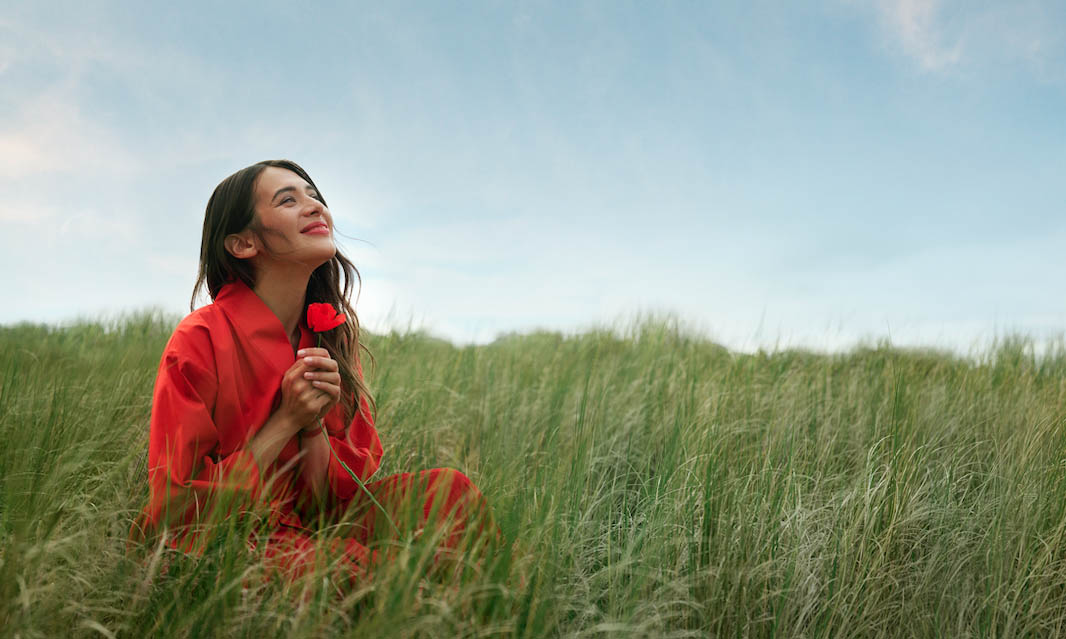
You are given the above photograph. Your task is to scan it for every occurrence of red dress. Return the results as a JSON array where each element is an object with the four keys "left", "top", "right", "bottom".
[{"left": 130, "top": 279, "right": 491, "bottom": 581}]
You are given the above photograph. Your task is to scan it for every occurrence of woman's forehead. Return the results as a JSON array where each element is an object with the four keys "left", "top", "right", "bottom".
[
  {"left": 257, "top": 166, "right": 306, "bottom": 189},
  {"left": 255, "top": 166, "right": 310, "bottom": 201}
]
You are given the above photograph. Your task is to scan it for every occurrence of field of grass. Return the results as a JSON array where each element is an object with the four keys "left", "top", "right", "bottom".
[{"left": 1, "top": 311, "right": 1065, "bottom": 637}]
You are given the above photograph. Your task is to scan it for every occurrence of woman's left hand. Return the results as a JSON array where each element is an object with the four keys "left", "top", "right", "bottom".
[{"left": 296, "top": 347, "right": 341, "bottom": 424}]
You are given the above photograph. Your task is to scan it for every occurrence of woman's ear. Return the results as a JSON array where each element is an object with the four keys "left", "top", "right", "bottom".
[{"left": 224, "top": 231, "right": 258, "bottom": 260}]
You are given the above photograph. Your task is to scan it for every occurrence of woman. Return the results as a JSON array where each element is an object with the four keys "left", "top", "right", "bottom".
[{"left": 131, "top": 160, "right": 492, "bottom": 582}]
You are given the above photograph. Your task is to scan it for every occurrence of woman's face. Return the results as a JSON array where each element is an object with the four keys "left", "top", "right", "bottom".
[{"left": 249, "top": 166, "right": 336, "bottom": 267}]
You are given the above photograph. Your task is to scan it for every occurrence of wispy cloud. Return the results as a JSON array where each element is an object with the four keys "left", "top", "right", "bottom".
[
  {"left": 864, "top": 0, "right": 1064, "bottom": 78},
  {"left": 875, "top": 0, "right": 963, "bottom": 70},
  {"left": 0, "top": 92, "right": 138, "bottom": 179},
  {"left": 0, "top": 18, "right": 139, "bottom": 178}
]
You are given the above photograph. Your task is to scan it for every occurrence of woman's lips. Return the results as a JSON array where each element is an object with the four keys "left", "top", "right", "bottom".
[{"left": 301, "top": 224, "right": 330, "bottom": 235}]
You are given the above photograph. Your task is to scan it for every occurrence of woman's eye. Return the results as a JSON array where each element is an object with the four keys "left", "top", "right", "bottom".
[{"left": 281, "top": 197, "right": 295, "bottom": 204}]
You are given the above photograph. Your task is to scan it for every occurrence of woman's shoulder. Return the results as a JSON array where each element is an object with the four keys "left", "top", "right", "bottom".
[{"left": 161, "top": 303, "right": 228, "bottom": 367}]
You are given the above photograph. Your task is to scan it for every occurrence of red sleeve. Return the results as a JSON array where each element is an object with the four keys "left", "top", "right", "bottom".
[
  {"left": 134, "top": 329, "right": 261, "bottom": 546},
  {"left": 323, "top": 394, "right": 383, "bottom": 502}
]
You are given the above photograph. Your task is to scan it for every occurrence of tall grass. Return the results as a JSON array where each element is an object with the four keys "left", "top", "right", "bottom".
[{"left": 1, "top": 312, "right": 1065, "bottom": 637}]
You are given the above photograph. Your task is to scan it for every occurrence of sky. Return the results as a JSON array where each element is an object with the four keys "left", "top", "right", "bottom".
[{"left": 1, "top": 0, "right": 1064, "bottom": 353}]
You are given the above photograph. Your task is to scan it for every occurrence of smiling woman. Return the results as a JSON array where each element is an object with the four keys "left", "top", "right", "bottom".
[{"left": 130, "top": 159, "right": 496, "bottom": 586}]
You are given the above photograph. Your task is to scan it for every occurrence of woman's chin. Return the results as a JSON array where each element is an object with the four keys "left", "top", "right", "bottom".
[{"left": 312, "top": 247, "right": 337, "bottom": 269}]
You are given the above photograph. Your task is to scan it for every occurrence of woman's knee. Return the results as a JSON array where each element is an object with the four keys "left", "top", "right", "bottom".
[{"left": 427, "top": 467, "right": 477, "bottom": 495}]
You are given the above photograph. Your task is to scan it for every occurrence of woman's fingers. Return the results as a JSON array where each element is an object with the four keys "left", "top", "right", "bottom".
[
  {"left": 296, "top": 347, "right": 329, "bottom": 359},
  {"left": 303, "top": 370, "right": 341, "bottom": 385},
  {"left": 300, "top": 376, "right": 340, "bottom": 404},
  {"left": 300, "top": 382, "right": 339, "bottom": 420},
  {"left": 300, "top": 354, "right": 338, "bottom": 372},
  {"left": 312, "top": 381, "right": 341, "bottom": 402},
  {"left": 297, "top": 375, "right": 338, "bottom": 400}
]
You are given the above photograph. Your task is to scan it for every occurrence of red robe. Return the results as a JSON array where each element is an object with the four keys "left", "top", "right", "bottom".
[{"left": 131, "top": 278, "right": 489, "bottom": 580}]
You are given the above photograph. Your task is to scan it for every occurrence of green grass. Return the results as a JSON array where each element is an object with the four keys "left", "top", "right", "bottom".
[{"left": 2, "top": 311, "right": 1065, "bottom": 637}]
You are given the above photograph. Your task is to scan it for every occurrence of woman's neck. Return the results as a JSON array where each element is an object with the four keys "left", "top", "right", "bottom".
[{"left": 251, "top": 268, "right": 310, "bottom": 348}]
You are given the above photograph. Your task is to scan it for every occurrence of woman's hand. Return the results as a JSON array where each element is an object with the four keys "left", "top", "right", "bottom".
[{"left": 278, "top": 347, "right": 342, "bottom": 431}]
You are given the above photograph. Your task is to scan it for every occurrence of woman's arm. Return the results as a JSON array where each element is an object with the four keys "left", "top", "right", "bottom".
[
  {"left": 297, "top": 427, "right": 331, "bottom": 500},
  {"left": 292, "top": 399, "right": 382, "bottom": 523},
  {"left": 137, "top": 339, "right": 264, "bottom": 541},
  {"left": 318, "top": 397, "right": 383, "bottom": 502},
  {"left": 245, "top": 409, "right": 302, "bottom": 474}
]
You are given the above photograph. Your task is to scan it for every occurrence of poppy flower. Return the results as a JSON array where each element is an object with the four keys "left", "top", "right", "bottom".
[{"left": 306, "top": 303, "right": 346, "bottom": 332}]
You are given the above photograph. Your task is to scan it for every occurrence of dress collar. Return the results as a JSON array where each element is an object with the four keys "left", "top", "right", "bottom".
[{"left": 214, "top": 278, "right": 314, "bottom": 361}]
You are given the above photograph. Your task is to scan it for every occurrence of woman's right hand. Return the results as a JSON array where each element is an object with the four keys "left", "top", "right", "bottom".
[{"left": 277, "top": 358, "right": 332, "bottom": 433}]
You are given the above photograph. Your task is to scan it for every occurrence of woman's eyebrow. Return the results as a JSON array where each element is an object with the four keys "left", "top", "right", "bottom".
[{"left": 271, "top": 184, "right": 318, "bottom": 204}]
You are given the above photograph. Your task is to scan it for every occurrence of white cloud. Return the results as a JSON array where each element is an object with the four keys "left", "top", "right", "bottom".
[
  {"left": 0, "top": 45, "right": 137, "bottom": 178},
  {"left": 0, "top": 12, "right": 215, "bottom": 179},
  {"left": 862, "top": 0, "right": 1064, "bottom": 78},
  {"left": 0, "top": 206, "right": 144, "bottom": 260},
  {"left": 0, "top": 40, "right": 13, "bottom": 75},
  {"left": 0, "top": 202, "right": 54, "bottom": 225},
  {"left": 875, "top": 0, "right": 963, "bottom": 70},
  {"left": 146, "top": 255, "right": 198, "bottom": 278}
]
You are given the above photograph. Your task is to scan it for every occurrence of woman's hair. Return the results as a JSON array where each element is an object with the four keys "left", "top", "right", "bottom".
[{"left": 191, "top": 159, "right": 374, "bottom": 422}]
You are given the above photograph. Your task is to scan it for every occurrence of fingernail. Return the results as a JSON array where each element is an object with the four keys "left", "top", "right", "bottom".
[
  {"left": 304, "top": 356, "right": 313, "bottom": 363},
  {"left": 297, "top": 349, "right": 306, "bottom": 356}
]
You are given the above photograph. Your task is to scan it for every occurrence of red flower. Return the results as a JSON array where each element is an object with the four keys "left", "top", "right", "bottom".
[{"left": 306, "top": 303, "right": 346, "bottom": 332}]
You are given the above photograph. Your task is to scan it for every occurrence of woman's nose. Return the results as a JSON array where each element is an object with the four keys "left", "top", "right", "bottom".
[{"left": 303, "top": 197, "right": 326, "bottom": 216}]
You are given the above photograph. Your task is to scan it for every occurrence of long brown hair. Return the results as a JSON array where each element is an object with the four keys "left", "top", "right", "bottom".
[{"left": 190, "top": 159, "right": 373, "bottom": 422}]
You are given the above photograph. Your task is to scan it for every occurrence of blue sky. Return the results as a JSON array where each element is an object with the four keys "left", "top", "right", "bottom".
[{"left": 2, "top": 1, "right": 1064, "bottom": 352}]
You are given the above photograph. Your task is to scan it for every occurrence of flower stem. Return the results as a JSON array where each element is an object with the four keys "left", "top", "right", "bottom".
[
  {"left": 315, "top": 334, "right": 400, "bottom": 536},
  {"left": 317, "top": 423, "right": 400, "bottom": 535}
]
